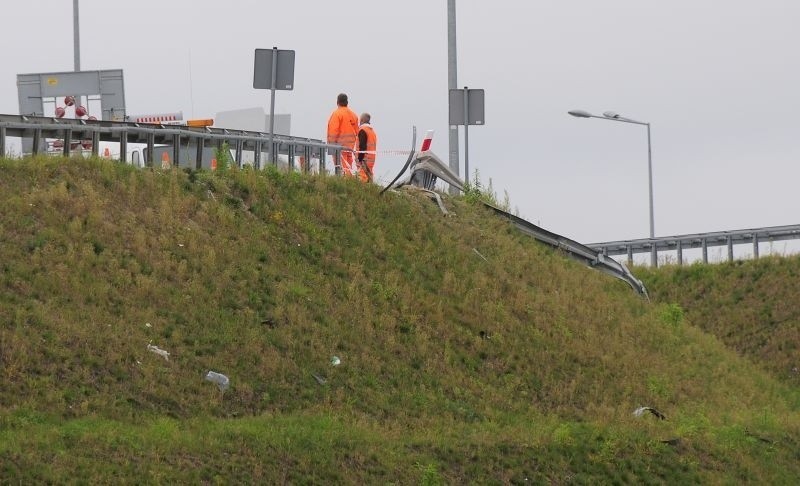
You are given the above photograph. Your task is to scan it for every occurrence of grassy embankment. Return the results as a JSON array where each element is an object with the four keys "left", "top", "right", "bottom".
[
  {"left": 638, "top": 257, "right": 800, "bottom": 385},
  {"left": 0, "top": 157, "right": 798, "bottom": 483}
]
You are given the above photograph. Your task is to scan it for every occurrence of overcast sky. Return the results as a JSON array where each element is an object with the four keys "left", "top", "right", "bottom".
[{"left": 2, "top": 0, "right": 799, "bottom": 245}]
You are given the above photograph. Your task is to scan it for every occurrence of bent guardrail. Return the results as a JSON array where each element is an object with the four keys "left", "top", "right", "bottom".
[
  {"left": 483, "top": 203, "right": 649, "bottom": 297},
  {"left": 383, "top": 149, "right": 648, "bottom": 297}
]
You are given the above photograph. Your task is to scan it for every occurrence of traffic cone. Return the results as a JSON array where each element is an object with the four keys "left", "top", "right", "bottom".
[
  {"left": 161, "top": 151, "right": 171, "bottom": 169},
  {"left": 103, "top": 147, "right": 111, "bottom": 158},
  {"left": 211, "top": 158, "right": 217, "bottom": 171}
]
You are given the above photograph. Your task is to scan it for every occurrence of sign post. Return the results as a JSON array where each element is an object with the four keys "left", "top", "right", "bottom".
[
  {"left": 254, "top": 47, "right": 295, "bottom": 168},
  {"left": 448, "top": 87, "right": 484, "bottom": 186}
]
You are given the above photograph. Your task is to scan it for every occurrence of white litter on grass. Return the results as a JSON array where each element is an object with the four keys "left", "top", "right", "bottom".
[
  {"left": 145, "top": 322, "right": 152, "bottom": 328},
  {"left": 330, "top": 356, "right": 341, "bottom": 366},
  {"left": 146, "top": 342, "right": 170, "bottom": 361},
  {"left": 205, "top": 371, "right": 230, "bottom": 391},
  {"left": 473, "top": 248, "right": 489, "bottom": 262}
]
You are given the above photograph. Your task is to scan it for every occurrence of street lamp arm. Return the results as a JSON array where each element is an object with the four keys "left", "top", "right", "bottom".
[
  {"left": 595, "top": 115, "right": 648, "bottom": 126},
  {"left": 567, "top": 109, "right": 648, "bottom": 125}
]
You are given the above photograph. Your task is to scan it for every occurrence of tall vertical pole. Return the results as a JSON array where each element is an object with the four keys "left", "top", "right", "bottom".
[
  {"left": 268, "top": 47, "right": 278, "bottom": 167},
  {"left": 463, "top": 87, "right": 470, "bottom": 186},
  {"left": 447, "top": 0, "right": 460, "bottom": 194},
  {"left": 73, "top": 0, "right": 80, "bottom": 71},
  {"left": 647, "top": 123, "right": 656, "bottom": 266}
]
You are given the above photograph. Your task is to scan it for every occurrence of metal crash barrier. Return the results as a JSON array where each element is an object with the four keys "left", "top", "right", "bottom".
[
  {"left": 0, "top": 113, "right": 343, "bottom": 172},
  {"left": 384, "top": 147, "right": 649, "bottom": 298}
]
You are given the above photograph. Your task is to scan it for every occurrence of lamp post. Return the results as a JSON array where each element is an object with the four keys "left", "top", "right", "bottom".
[
  {"left": 73, "top": 0, "right": 80, "bottom": 71},
  {"left": 447, "top": 0, "right": 460, "bottom": 194},
  {"left": 568, "top": 109, "right": 657, "bottom": 267}
]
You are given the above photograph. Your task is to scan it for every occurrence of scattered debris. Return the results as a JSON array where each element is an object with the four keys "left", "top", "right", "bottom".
[
  {"left": 633, "top": 406, "right": 666, "bottom": 420},
  {"left": 473, "top": 248, "right": 489, "bottom": 262},
  {"left": 261, "top": 318, "right": 277, "bottom": 329},
  {"left": 145, "top": 322, "right": 152, "bottom": 328},
  {"left": 330, "top": 356, "right": 341, "bottom": 366},
  {"left": 178, "top": 243, "right": 185, "bottom": 247},
  {"left": 206, "top": 190, "right": 216, "bottom": 201},
  {"left": 205, "top": 371, "right": 230, "bottom": 392},
  {"left": 311, "top": 373, "right": 327, "bottom": 385},
  {"left": 792, "top": 366, "right": 798, "bottom": 374},
  {"left": 146, "top": 342, "right": 170, "bottom": 361},
  {"left": 479, "top": 330, "right": 491, "bottom": 340},
  {"left": 660, "top": 438, "right": 681, "bottom": 447}
]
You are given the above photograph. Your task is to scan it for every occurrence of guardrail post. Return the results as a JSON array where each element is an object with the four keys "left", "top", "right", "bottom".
[
  {"left": 288, "top": 143, "right": 295, "bottom": 170},
  {"left": 145, "top": 132, "right": 155, "bottom": 167},
  {"left": 91, "top": 129, "right": 100, "bottom": 157},
  {"left": 677, "top": 240, "right": 683, "bottom": 266},
  {"left": 701, "top": 239, "right": 708, "bottom": 264},
  {"left": 334, "top": 149, "right": 341, "bottom": 176},
  {"left": 627, "top": 245, "right": 633, "bottom": 266},
  {"left": 235, "top": 140, "right": 243, "bottom": 167},
  {"left": 195, "top": 137, "right": 204, "bottom": 170},
  {"left": 63, "top": 129, "right": 72, "bottom": 157},
  {"left": 0, "top": 126, "right": 6, "bottom": 157},
  {"left": 119, "top": 130, "right": 128, "bottom": 163},
  {"left": 727, "top": 236, "right": 734, "bottom": 262},
  {"left": 173, "top": 134, "right": 181, "bottom": 167},
  {"left": 32, "top": 129, "right": 42, "bottom": 155},
  {"left": 254, "top": 140, "right": 262, "bottom": 169},
  {"left": 753, "top": 234, "right": 759, "bottom": 259},
  {"left": 650, "top": 245, "right": 658, "bottom": 268},
  {"left": 320, "top": 147, "right": 326, "bottom": 174}
]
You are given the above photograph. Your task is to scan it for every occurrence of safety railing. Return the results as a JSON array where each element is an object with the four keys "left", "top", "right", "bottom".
[
  {"left": 590, "top": 224, "right": 800, "bottom": 266},
  {"left": 0, "top": 113, "right": 345, "bottom": 171}
]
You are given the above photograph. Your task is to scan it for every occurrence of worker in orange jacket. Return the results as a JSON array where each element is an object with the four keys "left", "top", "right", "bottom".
[
  {"left": 356, "top": 113, "right": 378, "bottom": 183},
  {"left": 326, "top": 93, "right": 359, "bottom": 176}
]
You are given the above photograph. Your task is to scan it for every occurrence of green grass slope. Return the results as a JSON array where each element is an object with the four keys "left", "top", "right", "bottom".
[
  {"left": 638, "top": 257, "right": 800, "bottom": 385},
  {"left": 1, "top": 157, "right": 798, "bottom": 483}
]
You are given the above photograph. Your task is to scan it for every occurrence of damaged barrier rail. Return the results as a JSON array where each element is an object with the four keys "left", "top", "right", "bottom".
[{"left": 383, "top": 142, "right": 649, "bottom": 298}]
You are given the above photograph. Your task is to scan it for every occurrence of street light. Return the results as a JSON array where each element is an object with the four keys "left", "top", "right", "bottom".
[{"left": 569, "top": 109, "right": 657, "bottom": 266}]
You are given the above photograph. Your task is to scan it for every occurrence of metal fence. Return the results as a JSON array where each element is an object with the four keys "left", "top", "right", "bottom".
[
  {"left": 590, "top": 224, "right": 800, "bottom": 266},
  {"left": 0, "top": 113, "right": 345, "bottom": 172}
]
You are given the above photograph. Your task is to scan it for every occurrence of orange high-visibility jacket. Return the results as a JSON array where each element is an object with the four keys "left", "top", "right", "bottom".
[
  {"left": 327, "top": 106, "right": 359, "bottom": 150},
  {"left": 358, "top": 124, "right": 377, "bottom": 165}
]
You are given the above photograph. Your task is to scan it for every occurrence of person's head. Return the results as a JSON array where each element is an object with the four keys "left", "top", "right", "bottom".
[
  {"left": 337, "top": 93, "right": 348, "bottom": 107},
  {"left": 360, "top": 113, "right": 371, "bottom": 125}
]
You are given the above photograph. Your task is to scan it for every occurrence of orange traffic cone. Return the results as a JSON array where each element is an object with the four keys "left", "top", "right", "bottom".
[
  {"left": 103, "top": 147, "right": 111, "bottom": 158},
  {"left": 211, "top": 158, "right": 217, "bottom": 171},
  {"left": 161, "top": 151, "right": 171, "bottom": 169}
]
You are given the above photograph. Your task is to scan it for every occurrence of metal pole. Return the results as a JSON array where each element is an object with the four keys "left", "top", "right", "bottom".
[
  {"left": 268, "top": 47, "right": 278, "bottom": 167},
  {"left": 447, "top": 0, "right": 460, "bottom": 194},
  {"left": 753, "top": 234, "right": 759, "bottom": 259},
  {"left": 647, "top": 123, "right": 656, "bottom": 267},
  {"left": 73, "top": 0, "right": 80, "bottom": 71},
  {"left": 463, "top": 87, "right": 469, "bottom": 186}
]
